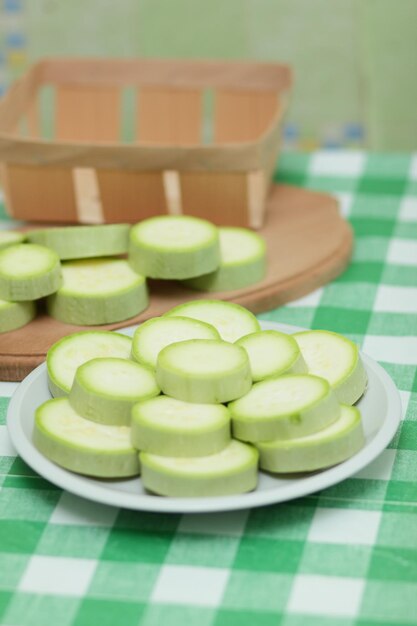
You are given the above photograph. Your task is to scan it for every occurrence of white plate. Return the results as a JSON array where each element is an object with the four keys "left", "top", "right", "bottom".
[{"left": 7, "top": 321, "right": 401, "bottom": 514}]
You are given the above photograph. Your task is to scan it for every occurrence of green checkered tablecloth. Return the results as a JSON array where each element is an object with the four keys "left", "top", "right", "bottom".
[{"left": 0, "top": 151, "right": 416, "bottom": 626}]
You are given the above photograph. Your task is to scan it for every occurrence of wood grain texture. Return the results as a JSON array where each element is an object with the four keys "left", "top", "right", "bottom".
[
  {"left": 96, "top": 169, "right": 167, "bottom": 222},
  {"left": 0, "top": 184, "right": 352, "bottom": 382},
  {"left": 215, "top": 90, "right": 279, "bottom": 142},
  {"left": 56, "top": 85, "right": 120, "bottom": 142},
  {"left": 2, "top": 164, "right": 78, "bottom": 222},
  {"left": 137, "top": 88, "right": 201, "bottom": 145}
]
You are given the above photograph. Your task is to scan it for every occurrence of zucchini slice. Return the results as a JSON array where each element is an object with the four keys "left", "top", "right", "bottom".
[
  {"left": 28, "top": 224, "right": 130, "bottom": 260},
  {"left": 131, "top": 315, "right": 220, "bottom": 369},
  {"left": 129, "top": 215, "right": 220, "bottom": 279},
  {"left": 0, "top": 299, "right": 36, "bottom": 333},
  {"left": 229, "top": 374, "right": 340, "bottom": 442},
  {"left": 47, "top": 258, "right": 148, "bottom": 325},
  {"left": 34, "top": 397, "right": 140, "bottom": 478},
  {"left": 47, "top": 330, "right": 132, "bottom": 397},
  {"left": 0, "top": 243, "right": 61, "bottom": 301},
  {"left": 165, "top": 299, "right": 260, "bottom": 343},
  {"left": 183, "top": 226, "right": 266, "bottom": 292},
  {"left": 236, "top": 330, "right": 307, "bottom": 382},
  {"left": 69, "top": 357, "right": 160, "bottom": 426},
  {"left": 257, "top": 405, "right": 365, "bottom": 473},
  {"left": 0, "top": 231, "right": 26, "bottom": 250},
  {"left": 140, "top": 440, "right": 258, "bottom": 497},
  {"left": 156, "top": 339, "right": 252, "bottom": 404},
  {"left": 293, "top": 330, "right": 368, "bottom": 405},
  {"left": 131, "top": 396, "right": 231, "bottom": 457}
]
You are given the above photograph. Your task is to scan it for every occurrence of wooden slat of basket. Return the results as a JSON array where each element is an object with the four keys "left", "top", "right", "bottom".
[
  {"left": 0, "top": 63, "right": 41, "bottom": 133},
  {"left": 26, "top": 98, "right": 39, "bottom": 138},
  {"left": 214, "top": 90, "right": 279, "bottom": 142},
  {"left": 137, "top": 88, "right": 202, "bottom": 145},
  {"left": 56, "top": 85, "right": 120, "bottom": 142},
  {"left": 180, "top": 172, "right": 249, "bottom": 226},
  {"left": 40, "top": 58, "right": 292, "bottom": 92},
  {"left": 96, "top": 169, "right": 167, "bottom": 222},
  {"left": 2, "top": 164, "right": 77, "bottom": 221}
]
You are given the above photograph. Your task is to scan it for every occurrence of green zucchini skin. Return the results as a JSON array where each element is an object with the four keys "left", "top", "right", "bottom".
[
  {"left": 140, "top": 440, "right": 259, "bottom": 497},
  {"left": 236, "top": 330, "right": 307, "bottom": 382},
  {"left": 131, "top": 396, "right": 231, "bottom": 457},
  {"left": 47, "top": 330, "right": 132, "bottom": 397},
  {"left": 131, "top": 316, "right": 220, "bottom": 369},
  {"left": 129, "top": 215, "right": 220, "bottom": 279},
  {"left": 156, "top": 339, "right": 252, "bottom": 404},
  {"left": 293, "top": 330, "right": 368, "bottom": 405},
  {"left": 28, "top": 224, "right": 130, "bottom": 260},
  {"left": 46, "top": 259, "right": 148, "bottom": 325},
  {"left": 0, "top": 231, "right": 26, "bottom": 250},
  {"left": 34, "top": 398, "right": 141, "bottom": 478},
  {"left": 0, "top": 244, "right": 61, "bottom": 301},
  {"left": 257, "top": 405, "right": 365, "bottom": 473},
  {"left": 69, "top": 357, "right": 160, "bottom": 426},
  {"left": 229, "top": 374, "right": 340, "bottom": 443},
  {"left": 183, "top": 226, "right": 266, "bottom": 292},
  {"left": 165, "top": 299, "right": 260, "bottom": 343},
  {"left": 0, "top": 299, "right": 36, "bottom": 333}
]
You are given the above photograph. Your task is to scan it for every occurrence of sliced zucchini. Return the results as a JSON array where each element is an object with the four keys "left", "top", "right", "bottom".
[
  {"left": 183, "top": 226, "right": 266, "bottom": 292},
  {"left": 257, "top": 405, "right": 365, "bottom": 473},
  {"left": 293, "top": 330, "right": 368, "bottom": 405},
  {"left": 34, "top": 397, "right": 140, "bottom": 478},
  {"left": 140, "top": 440, "right": 258, "bottom": 497},
  {"left": 131, "top": 315, "right": 220, "bottom": 369},
  {"left": 165, "top": 299, "right": 260, "bottom": 343},
  {"left": 47, "top": 330, "right": 132, "bottom": 397},
  {"left": 236, "top": 330, "right": 307, "bottom": 382},
  {"left": 0, "top": 243, "right": 61, "bottom": 301},
  {"left": 0, "top": 299, "right": 36, "bottom": 333},
  {"left": 131, "top": 396, "right": 230, "bottom": 457},
  {"left": 27, "top": 224, "right": 130, "bottom": 260},
  {"left": 69, "top": 357, "right": 160, "bottom": 426},
  {"left": 129, "top": 215, "right": 220, "bottom": 279},
  {"left": 156, "top": 339, "right": 252, "bottom": 404},
  {"left": 229, "top": 374, "right": 340, "bottom": 442},
  {"left": 0, "top": 231, "right": 26, "bottom": 250},
  {"left": 47, "top": 258, "right": 148, "bottom": 325}
]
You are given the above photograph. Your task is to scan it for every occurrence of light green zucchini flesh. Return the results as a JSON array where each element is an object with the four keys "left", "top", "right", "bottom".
[
  {"left": 140, "top": 439, "right": 258, "bottom": 497},
  {"left": 47, "top": 330, "right": 132, "bottom": 397},
  {"left": 129, "top": 215, "right": 220, "bottom": 279},
  {"left": 27, "top": 224, "right": 130, "bottom": 260},
  {"left": 165, "top": 299, "right": 260, "bottom": 343},
  {"left": 229, "top": 374, "right": 340, "bottom": 442},
  {"left": 236, "top": 330, "right": 307, "bottom": 382},
  {"left": 0, "top": 243, "right": 61, "bottom": 301},
  {"left": 46, "top": 258, "right": 148, "bottom": 325},
  {"left": 69, "top": 357, "right": 160, "bottom": 426},
  {"left": 156, "top": 339, "right": 252, "bottom": 404},
  {"left": 0, "top": 299, "right": 36, "bottom": 333},
  {"left": 293, "top": 330, "right": 368, "bottom": 405},
  {"left": 183, "top": 226, "right": 266, "bottom": 292},
  {"left": 0, "top": 231, "right": 26, "bottom": 250},
  {"left": 257, "top": 404, "right": 365, "bottom": 473},
  {"left": 131, "top": 395, "right": 231, "bottom": 457},
  {"left": 131, "top": 315, "right": 220, "bottom": 369},
  {"left": 34, "top": 397, "right": 140, "bottom": 478}
]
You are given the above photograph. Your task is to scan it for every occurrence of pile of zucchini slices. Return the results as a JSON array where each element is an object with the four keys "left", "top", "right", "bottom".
[
  {"left": 0, "top": 216, "right": 266, "bottom": 332},
  {"left": 35, "top": 299, "right": 367, "bottom": 497}
]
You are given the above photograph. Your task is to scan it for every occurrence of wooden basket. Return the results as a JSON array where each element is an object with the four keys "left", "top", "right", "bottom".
[{"left": 0, "top": 58, "right": 291, "bottom": 228}]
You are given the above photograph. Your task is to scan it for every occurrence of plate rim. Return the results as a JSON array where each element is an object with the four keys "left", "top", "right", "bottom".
[{"left": 7, "top": 321, "right": 402, "bottom": 513}]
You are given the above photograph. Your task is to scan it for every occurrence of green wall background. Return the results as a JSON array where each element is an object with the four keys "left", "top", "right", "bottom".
[{"left": 1, "top": 0, "right": 416, "bottom": 150}]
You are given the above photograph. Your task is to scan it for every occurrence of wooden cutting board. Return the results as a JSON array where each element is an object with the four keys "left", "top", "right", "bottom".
[{"left": 0, "top": 184, "right": 352, "bottom": 381}]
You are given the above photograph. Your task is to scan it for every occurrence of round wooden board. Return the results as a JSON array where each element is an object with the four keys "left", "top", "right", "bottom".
[{"left": 0, "top": 184, "right": 352, "bottom": 381}]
